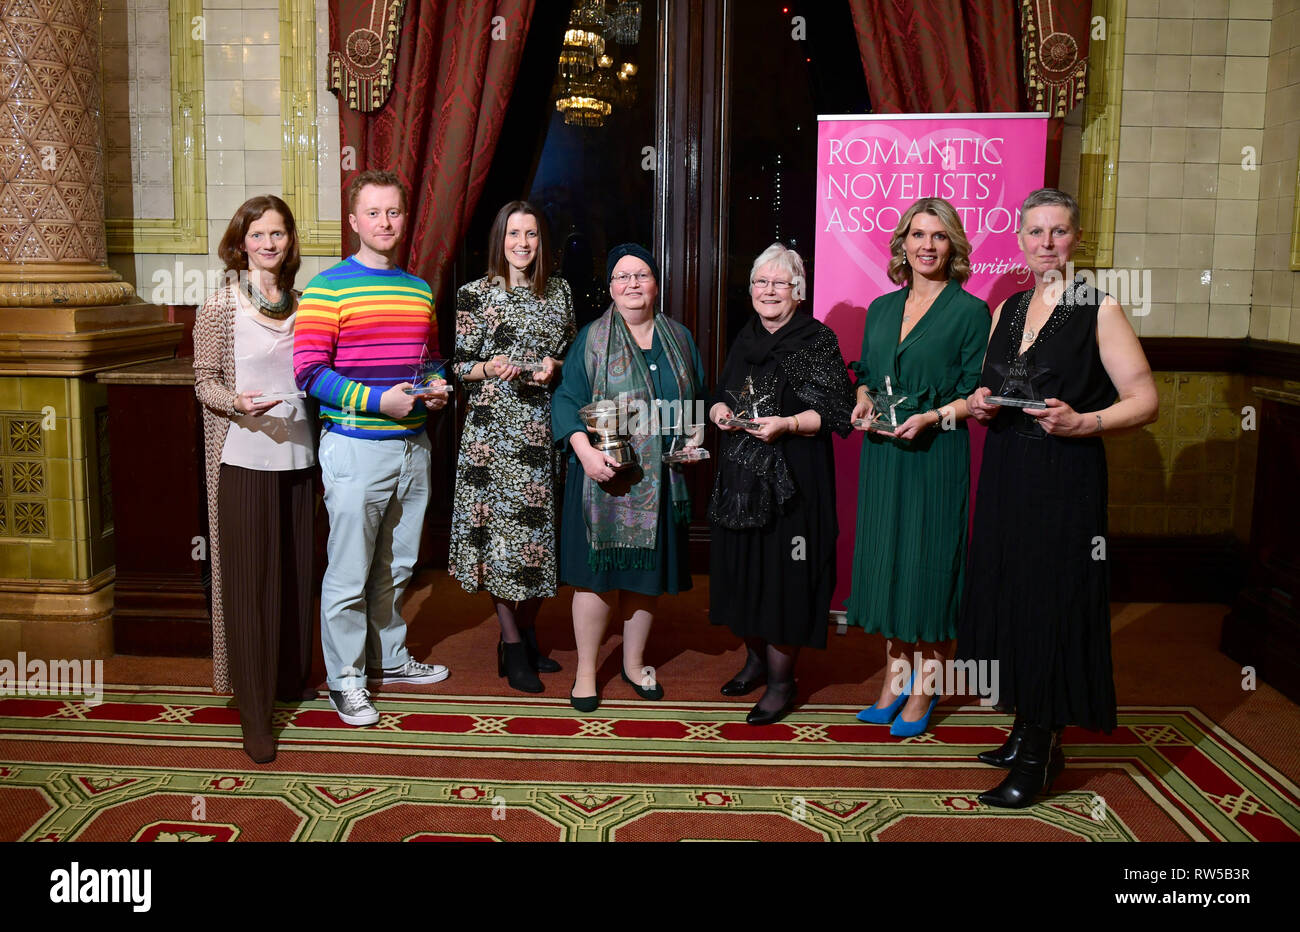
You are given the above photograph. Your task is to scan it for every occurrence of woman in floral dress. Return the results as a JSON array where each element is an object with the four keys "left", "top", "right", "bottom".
[{"left": 449, "top": 201, "right": 575, "bottom": 693}]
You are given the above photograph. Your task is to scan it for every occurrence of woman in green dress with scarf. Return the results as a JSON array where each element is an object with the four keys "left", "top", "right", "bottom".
[
  {"left": 552, "top": 243, "right": 707, "bottom": 712},
  {"left": 846, "top": 198, "right": 989, "bottom": 736}
]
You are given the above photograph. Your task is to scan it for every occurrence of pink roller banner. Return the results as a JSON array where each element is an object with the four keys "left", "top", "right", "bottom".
[{"left": 812, "top": 113, "right": 1048, "bottom": 616}]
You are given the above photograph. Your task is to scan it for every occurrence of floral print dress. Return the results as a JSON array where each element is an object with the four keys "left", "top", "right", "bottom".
[{"left": 448, "top": 275, "right": 575, "bottom": 599}]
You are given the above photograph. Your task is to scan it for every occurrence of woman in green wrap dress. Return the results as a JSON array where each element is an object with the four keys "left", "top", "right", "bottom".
[{"left": 846, "top": 198, "right": 989, "bottom": 737}]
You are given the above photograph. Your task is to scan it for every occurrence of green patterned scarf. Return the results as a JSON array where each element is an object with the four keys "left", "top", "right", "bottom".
[{"left": 583, "top": 306, "right": 698, "bottom": 570}]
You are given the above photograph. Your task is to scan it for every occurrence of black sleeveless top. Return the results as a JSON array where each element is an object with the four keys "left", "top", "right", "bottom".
[{"left": 981, "top": 277, "right": 1117, "bottom": 437}]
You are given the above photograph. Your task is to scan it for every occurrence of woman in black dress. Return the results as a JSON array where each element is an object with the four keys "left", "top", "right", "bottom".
[
  {"left": 708, "top": 243, "right": 856, "bottom": 725},
  {"left": 958, "top": 189, "right": 1158, "bottom": 807}
]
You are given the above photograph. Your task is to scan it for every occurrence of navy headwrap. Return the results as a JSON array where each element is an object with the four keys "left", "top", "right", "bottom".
[{"left": 605, "top": 242, "right": 660, "bottom": 285}]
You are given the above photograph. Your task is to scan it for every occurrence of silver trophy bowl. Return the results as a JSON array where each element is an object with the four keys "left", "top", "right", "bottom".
[{"left": 578, "top": 399, "right": 636, "bottom": 468}]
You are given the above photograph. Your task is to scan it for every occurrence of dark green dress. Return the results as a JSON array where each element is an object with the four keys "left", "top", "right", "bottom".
[
  {"left": 551, "top": 321, "right": 707, "bottom": 597},
  {"left": 845, "top": 280, "right": 989, "bottom": 642}
]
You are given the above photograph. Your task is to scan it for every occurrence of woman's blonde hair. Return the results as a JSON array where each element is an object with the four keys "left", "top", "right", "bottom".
[{"left": 886, "top": 198, "right": 972, "bottom": 286}]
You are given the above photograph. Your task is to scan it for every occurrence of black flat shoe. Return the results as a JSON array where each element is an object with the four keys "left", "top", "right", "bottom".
[
  {"left": 621, "top": 667, "right": 665, "bottom": 700},
  {"left": 569, "top": 689, "right": 600, "bottom": 713},
  {"left": 977, "top": 717, "right": 1028, "bottom": 768},
  {"left": 745, "top": 690, "right": 797, "bottom": 726},
  {"left": 720, "top": 672, "right": 767, "bottom": 697}
]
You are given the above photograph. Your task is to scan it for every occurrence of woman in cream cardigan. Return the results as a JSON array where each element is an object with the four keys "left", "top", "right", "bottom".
[{"left": 193, "top": 194, "right": 316, "bottom": 764}]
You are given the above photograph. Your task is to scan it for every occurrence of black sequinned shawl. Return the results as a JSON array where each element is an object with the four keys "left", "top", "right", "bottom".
[{"left": 707, "top": 312, "right": 855, "bottom": 529}]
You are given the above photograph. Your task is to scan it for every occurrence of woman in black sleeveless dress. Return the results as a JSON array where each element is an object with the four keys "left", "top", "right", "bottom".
[{"left": 958, "top": 189, "right": 1158, "bottom": 808}]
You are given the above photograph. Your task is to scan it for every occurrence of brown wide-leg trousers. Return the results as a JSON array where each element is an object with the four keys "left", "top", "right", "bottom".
[{"left": 218, "top": 463, "right": 315, "bottom": 740}]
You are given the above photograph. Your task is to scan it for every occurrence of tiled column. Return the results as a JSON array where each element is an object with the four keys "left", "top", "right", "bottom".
[{"left": 0, "top": 0, "right": 182, "bottom": 662}]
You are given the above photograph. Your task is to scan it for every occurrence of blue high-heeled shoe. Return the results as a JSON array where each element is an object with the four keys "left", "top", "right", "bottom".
[
  {"left": 856, "top": 671, "right": 915, "bottom": 723},
  {"left": 890, "top": 694, "right": 940, "bottom": 737}
]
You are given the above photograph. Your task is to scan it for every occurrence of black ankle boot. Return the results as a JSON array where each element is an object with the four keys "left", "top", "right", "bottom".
[
  {"left": 978, "top": 724, "right": 1064, "bottom": 808},
  {"left": 498, "top": 640, "right": 544, "bottom": 693},
  {"left": 977, "top": 717, "right": 1028, "bottom": 768},
  {"left": 522, "top": 628, "right": 560, "bottom": 673}
]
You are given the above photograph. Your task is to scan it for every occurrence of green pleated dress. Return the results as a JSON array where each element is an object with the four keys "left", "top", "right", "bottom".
[{"left": 845, "top": 280, "right": 989, "bottom": 643}]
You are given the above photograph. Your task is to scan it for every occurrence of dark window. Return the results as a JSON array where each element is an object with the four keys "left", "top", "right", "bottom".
[{"left": 722, "top": 1, "right": 869, "bottom": 349}]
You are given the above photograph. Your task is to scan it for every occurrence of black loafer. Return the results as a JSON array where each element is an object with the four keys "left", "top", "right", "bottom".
[
  {"left": 569, "top": 689, "right": 600, "bottom": 713},
  {"left": 745, "top": 691, "right": 797, "bottom": 726},
  {"left": 621, "top": 667, "right": 665, "bottom": 700},
  {"left": 720, "top": 674, "right": 767, "bottom": 697}
]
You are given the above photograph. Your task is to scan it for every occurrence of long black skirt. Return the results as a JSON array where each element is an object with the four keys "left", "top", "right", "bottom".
[{"left": 956, "top": 423, "right": 1117, "bottom": 733}]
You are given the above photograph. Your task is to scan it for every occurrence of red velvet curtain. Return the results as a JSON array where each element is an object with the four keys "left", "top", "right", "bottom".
[
  {"left": 330, "top": 0, "right": 536, "bottom": 336},
  {"left": 847, "top": 0, "right": 1021, "bottom": 113}
]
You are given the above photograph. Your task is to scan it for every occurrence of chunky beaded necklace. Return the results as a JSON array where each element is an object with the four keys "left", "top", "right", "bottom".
[{"left": 242, "top": 278, "right": 293, "bottom": 319}]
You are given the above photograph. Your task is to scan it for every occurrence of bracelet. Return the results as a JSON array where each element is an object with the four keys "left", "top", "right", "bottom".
[
  {"left": 1095, "top": 413, "right": 1103, "bottom": 434},
  {"left": 790, "top": 414, "right": 801, "bottom": 433},
  {"left": 930, "top": 409, "right": 942, "bottom": 427}
]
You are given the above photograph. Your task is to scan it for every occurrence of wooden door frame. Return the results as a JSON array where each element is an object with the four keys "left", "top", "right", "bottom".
[{"left": 655, "top": 0, "right": 730, "bottom": 567}]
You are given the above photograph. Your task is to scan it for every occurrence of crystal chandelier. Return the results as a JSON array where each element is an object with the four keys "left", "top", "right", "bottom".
[
  {"left": 554, "top": 55, "right": 616, "bottom": 127},
  {"left": 553, "top": 0, "right": 638, "bottom": 128},
  {"left": 572, "top": 0, "right": 608, "bottom": 31},
  {"left": 555, "top": 94, "right": 613, "bottom": 126},
  {"left": 606, "top": 1, "right": 641, "bottom": 45},
  {"left": 558, "top": 28, "right": 604, "bottom": 77}
]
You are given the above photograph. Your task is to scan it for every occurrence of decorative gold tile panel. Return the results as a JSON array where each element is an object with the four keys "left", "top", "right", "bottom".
[{"left": 0, "top": 410, "right": 49, "bottom": 539}]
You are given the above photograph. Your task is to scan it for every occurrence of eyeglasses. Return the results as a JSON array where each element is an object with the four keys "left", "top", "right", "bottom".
[
  {"left": 612, "top": 271, "right": 654, "bottom": 284},
  {"left": 751, "top": 278, "right": 793, "bottom": 291}
]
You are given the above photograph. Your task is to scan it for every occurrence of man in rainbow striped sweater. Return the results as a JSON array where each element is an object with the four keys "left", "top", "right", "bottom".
[{"left": 294, "top": 170, "right": 451, "bottom": 726}]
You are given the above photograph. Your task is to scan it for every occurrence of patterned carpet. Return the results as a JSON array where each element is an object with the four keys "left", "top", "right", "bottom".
[{"left": 2, "top": 685, "right": 1297, "bottom": 842}]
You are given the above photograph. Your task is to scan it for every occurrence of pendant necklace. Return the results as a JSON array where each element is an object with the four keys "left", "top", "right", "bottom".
[{"left": 903, "top": 288, "right": 940, "bottom": 323}]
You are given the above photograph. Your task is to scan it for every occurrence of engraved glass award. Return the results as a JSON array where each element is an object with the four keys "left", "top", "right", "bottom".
[
  {"left": 404, "top": 349, "right": 454, "bottom": 396},
  {"left": 662, "top": 431, "right": 710, "bottom": 465},
  {"left": 505, "top": 320, "right": 546, "bottom": 373},
  {"left": 988, "top": 354, "right": 1049, "bottom": 409},
  {"left": 719, "top": 375, "right": 771, "bottom": 429},
  {"left": 852, "top": 376, "right": 909, "bottom": 432}
]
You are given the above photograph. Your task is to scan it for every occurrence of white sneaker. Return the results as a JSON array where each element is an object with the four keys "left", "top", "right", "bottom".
[
  {"left": 329, "top": 687, "right": 380, "bottom": 726},
  {"left": 366, "top": 659, "right": 450, "bottom": 686}
]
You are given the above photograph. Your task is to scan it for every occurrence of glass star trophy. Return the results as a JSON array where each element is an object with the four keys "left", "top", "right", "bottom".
[
  {"left": 662, "top": 429, "right": 710, "bottom": 465},
  {"left": 404, "top": 349, "right": 454, "bottom": 396},
  {"left": 988, "top": 353, "right": 1049, "bottom": 409},
  {"left": 719, "top": 375, "right": 771, "bottom": 429},
  {"left": 853, "top": 376, "right": 909, "bottom": 432},
  {"left": 505, "top": 321, "right": 546, "bottom": 374}
]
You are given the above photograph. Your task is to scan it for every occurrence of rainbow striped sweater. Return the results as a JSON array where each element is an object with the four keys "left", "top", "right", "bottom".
[{"left": 293, "top": 257, "right": 434, "bottom": 439}]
